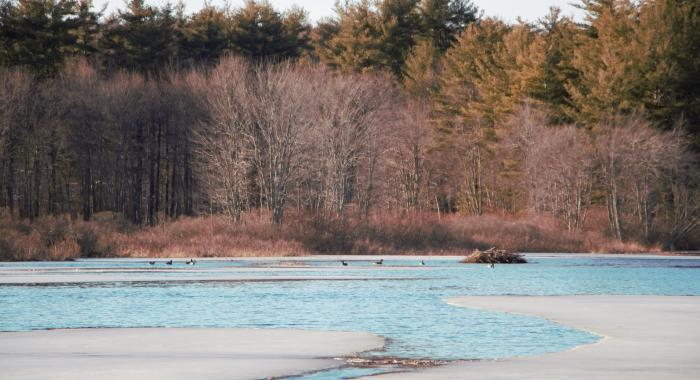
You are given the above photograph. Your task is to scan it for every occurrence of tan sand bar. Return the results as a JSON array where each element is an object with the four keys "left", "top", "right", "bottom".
[
  {"left": 371, "top": 296, "right": 700, "bottom": 379},
  {"left": 0, "top": 328, "right": 384, "bottom": 380}
]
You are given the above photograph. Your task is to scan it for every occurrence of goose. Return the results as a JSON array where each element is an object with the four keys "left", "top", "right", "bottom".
[
  {"left": 341, "top": 260, "right": 348, "bottom": 266},
  {"left": 165, "top": 260, "right": 173, "bottom": 265},
  {"left": 419, "top": 260, "right": 426, "bottom": 266},
  {"left": 373, "top": 259, "right": 384, "bottom": 265}
]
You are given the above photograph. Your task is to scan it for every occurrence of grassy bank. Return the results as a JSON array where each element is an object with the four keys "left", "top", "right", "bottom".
[{"left": 0, "top": 210, "right": 660, "bottom": 261}]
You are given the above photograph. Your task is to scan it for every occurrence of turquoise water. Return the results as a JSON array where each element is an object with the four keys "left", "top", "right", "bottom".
[{"left": 2, "top": 256, "right": 699, "bottom": 378}]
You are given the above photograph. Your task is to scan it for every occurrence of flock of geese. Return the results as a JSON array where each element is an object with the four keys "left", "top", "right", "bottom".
[
  {"left": 144, "top": 259, "right": 494, "bottom": 268},
  {"left": 144, "top": 259, "right": 432, "bottom": 267},
  {"left": 340, "top": 259, "right": 427, "bottom": 267},
  {"left": 148, "top": 259, "right": 197, "bottom": 266}
]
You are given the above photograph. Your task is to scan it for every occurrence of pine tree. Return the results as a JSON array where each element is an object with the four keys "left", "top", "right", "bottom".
[
  {"left": 178, "top": 3, "right": 230, "bottom": 65},
  {"left": 0, "top": 0, "right": 14, "bottom": 66},
  {"left": 3, "top": 0, "right": 81, "bottom": 78},
  {"left": 418, "top": 0, "right": 479, "bottom": 52},
  {"left": 71, "top": 0, "right": 101, "bottom": 58},
  {"left": 229, "top": 0, "right": 310, "bottom": 61},
  {"left": 568, "top": 0, "right": 699, "bottom": 146},
  {"left": 439, "top": 19, "right": 545, "bottom": 128},
  {"left": 636, "top": 0, "right": 700, "bottom": 146},
  {"left": 316, "top": 0, "right": 384, "bottom": 73},
  {"left": 282, "top": 6, "right": 312, "bottom": 58},
  {"left": 100, "top": 0, "right": 175, "bottom": 75},
  {"left": 535, "top": 7, "right": 577, "bottom": 123},
  {"left": 310, "top": 17, "right": 341, "bottom": 62},
  {"left": 497, "top": 23, "right": 546, "bottom": 118},
  {"left": 317, "top": 0, "right": 427, "bottom": 76},
  {"left": 403, "top": 39, "right": 441, "bottom": 97},
  {"left": 566, "top": 0, "right": 642, "bottom": 125},
  {"left": 376, "top": 0, "right": 421, "bottom": 76},
  {"left": 314, "top": 0, "right": 457, "bottom": 78}
]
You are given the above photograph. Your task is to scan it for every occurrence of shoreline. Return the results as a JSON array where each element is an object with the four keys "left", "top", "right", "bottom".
[
  {"left": 0, "top": 328, "right": 385, "bottom": 380},
  {"left": 367, "top": 295, "right": 700, "bottom": 379},
  {"left": 2, "top": 252, "right": 700, "bottom": 265}
]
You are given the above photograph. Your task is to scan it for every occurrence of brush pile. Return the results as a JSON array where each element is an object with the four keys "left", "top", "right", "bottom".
[{"left": 461, "top": 247, "right": 527, "bottom": 264}]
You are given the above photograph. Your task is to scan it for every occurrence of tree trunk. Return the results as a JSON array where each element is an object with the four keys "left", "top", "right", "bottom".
[
  {"left": 81, "top": 165, "right": 92, "bottom": 221},
  {"left": 6, "top": 156, "right": 15, "bottom": 218},
  {"left": 48, "top": 141, "right": 58, "bottom": 215},
  {"left": 609, "top": 190, "right": 623, "bottom": 241}
]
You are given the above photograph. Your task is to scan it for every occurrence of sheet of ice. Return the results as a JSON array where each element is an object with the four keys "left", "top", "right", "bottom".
[
  {"left": 0, "top": 328, "right": 384, "bottom": 380},
  {"left": 370, "top": 296, "right": 700, "bottom": 379}
]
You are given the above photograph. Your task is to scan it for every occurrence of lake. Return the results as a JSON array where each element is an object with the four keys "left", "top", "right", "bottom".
[{"left": 2, "top": 255, "right": 699, "bottom": 378}]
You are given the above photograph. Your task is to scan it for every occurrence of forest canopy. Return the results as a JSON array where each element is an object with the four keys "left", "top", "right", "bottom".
[{"left": 1, "top": 0, "right": 699, "bottom": 251}]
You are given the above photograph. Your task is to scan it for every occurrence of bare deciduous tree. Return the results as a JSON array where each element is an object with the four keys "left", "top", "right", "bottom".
[
  {"left": 665, "top": 164, "right": 700, "bottom": 249},
  {"left": 595, "top": 114, "right": 691, "bottom": 241},
  {"left": 249, "top": 63, "right": 319, "bottom": 224},
  {"left": 385, "top": 98, "right": 431, "bottom": 210},
  {"left": 195, "top": 57, "right": 253, "bottom": 221},
  {"left": 312, "top": 69, "right": 395, "bottom": 214},
  {"left": 526, "top": 125, "right": 594, "bottom": 231}
]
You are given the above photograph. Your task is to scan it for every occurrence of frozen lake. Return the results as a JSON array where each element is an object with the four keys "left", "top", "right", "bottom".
[{"left": 2, "top": 255, "right": 699, "bottom": 378}]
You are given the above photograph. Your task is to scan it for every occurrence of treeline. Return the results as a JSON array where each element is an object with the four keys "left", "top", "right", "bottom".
[
  {"left": 0, "top": 0, "right": 313, "bottom": 76},
  {"left": 1, "top": 0, "right": 699, "bottom": 250},
  {"left": 0, "top": 0, "right": 478, "bottom": 76}
]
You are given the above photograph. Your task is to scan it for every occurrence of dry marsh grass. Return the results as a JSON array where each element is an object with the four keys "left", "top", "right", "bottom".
[
  {"left": 0, "top": 214, "right": 112, "bottom": 261},
  {"left": 0, "top": 210, "right": 659, "bottom": 261},
  {"left": 117, "top": 213, "right": 305, "bottom": 258}
]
